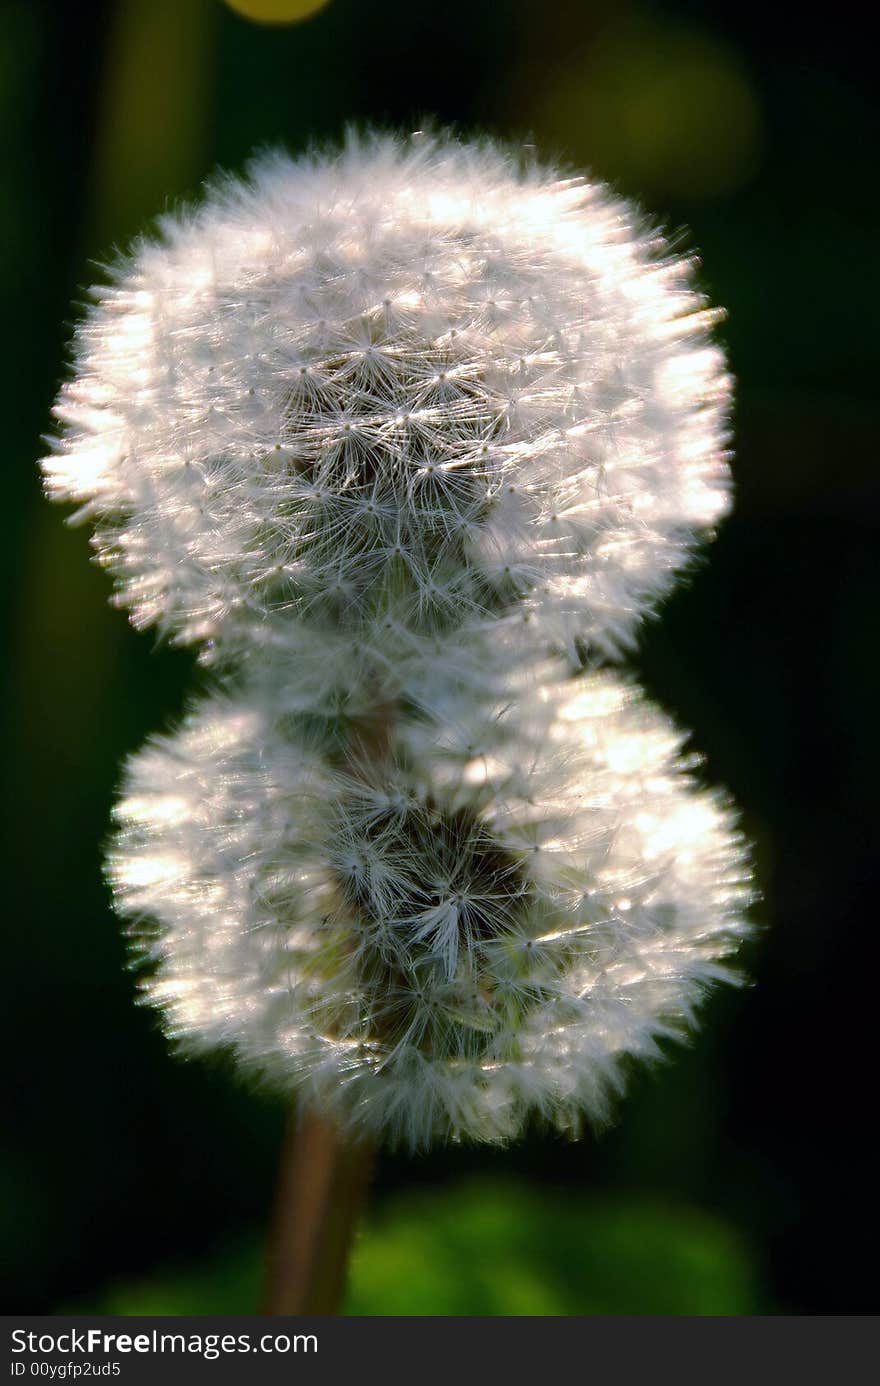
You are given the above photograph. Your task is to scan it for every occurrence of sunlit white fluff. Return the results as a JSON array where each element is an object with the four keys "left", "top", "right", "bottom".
[
  {"left": 44, "top": 130, "right": 731, "bottom": 670},
  {"left": 45, "top": 129, "right": 750, "bottom": 1149},
  {"left": 110, "top": 674, "right": 751, "bottom": 1149}
]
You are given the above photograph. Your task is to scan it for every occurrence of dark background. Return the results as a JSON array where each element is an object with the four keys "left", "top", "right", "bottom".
[{"left": 2, "top": 0, "right": 877, "bottom": 1315}]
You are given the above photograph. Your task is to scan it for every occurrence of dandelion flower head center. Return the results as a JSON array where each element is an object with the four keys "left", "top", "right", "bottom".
[{"left": 328, "top": 794, "right": 535, "bottom": 1059}]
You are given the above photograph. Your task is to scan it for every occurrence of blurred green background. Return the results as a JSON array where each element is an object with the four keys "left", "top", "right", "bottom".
[{"left": 2, "top": 0, "right": 877, "bottom": 1315}]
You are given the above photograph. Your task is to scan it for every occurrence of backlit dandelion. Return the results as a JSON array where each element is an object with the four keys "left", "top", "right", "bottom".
[
  {"left": 110, "top": 673, "right": 750, "bottom": 1150},
  {"left": 44, "top": 132, "right": 731, "bottom": 674},
  {"left": 44, "top": 129, "right": 751, "bottom": 1313}
]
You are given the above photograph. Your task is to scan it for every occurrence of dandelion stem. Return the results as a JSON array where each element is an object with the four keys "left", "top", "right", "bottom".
[
  {"left": 262, "top": 1106, "right": 376, "bottom": 1315},
  {"left": 261, "top": 704, "right": 390, "bottom": 1315}
]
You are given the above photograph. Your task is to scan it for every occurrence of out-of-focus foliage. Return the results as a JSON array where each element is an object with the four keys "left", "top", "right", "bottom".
[
  {"left": 70, "top": 1183, "right": 760, "bottom": 1316},
  {"left": 3, "top": 0, "right": 878, "bottom": 1316},
  {"left": 531, "top": 16, "right": 762, "bottom": 199},
  {"left": 347, "top": 1185, "right": 759, "bottom": 1316}
]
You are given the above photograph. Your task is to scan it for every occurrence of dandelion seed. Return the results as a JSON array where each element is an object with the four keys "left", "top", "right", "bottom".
[
  {"left": 44, "top": 132, "right": 731, "bottom": 675},
  {"left": 110, "top": 673, "right": 751, "bottom": 1149},
  {"left": 45, "top": 130, "right": 752, "bottom": 1179}
]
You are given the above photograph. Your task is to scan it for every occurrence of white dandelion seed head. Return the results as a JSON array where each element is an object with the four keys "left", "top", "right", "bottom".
[
  {"left": 110, "top": 674, "right": 751, "bottom": 1150},
  {"left": 44, "top": 131, "right": 732, "bottom": 668}
]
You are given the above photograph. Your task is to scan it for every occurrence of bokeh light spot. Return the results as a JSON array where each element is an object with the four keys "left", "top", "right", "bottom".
[
  {"left": 534, "top": 18, "right": 763, "bottom": 201},
  {"left": 221, "top": 0, "right": 331, "bottom": 26}
]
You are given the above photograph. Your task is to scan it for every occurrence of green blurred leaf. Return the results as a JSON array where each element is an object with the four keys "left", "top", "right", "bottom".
[{"left": 68, "top": 1180, "right": 760, "bottom": 1316}]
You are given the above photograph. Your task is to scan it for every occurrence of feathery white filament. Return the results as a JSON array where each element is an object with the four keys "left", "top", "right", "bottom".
[
  {"left": 44, "top": 131, "right": 731, "bottom": 669},
  {"left": 45, "top": 131, "right": 750, "bottom": 1146},
  {"left": 110, "top": 675, "right": 751, "bottom": 1149}
]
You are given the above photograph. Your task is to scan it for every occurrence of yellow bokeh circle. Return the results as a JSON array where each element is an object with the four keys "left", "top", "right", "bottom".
[{"left": 222, "top": 0, "right": 332, "bottom": 25}]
